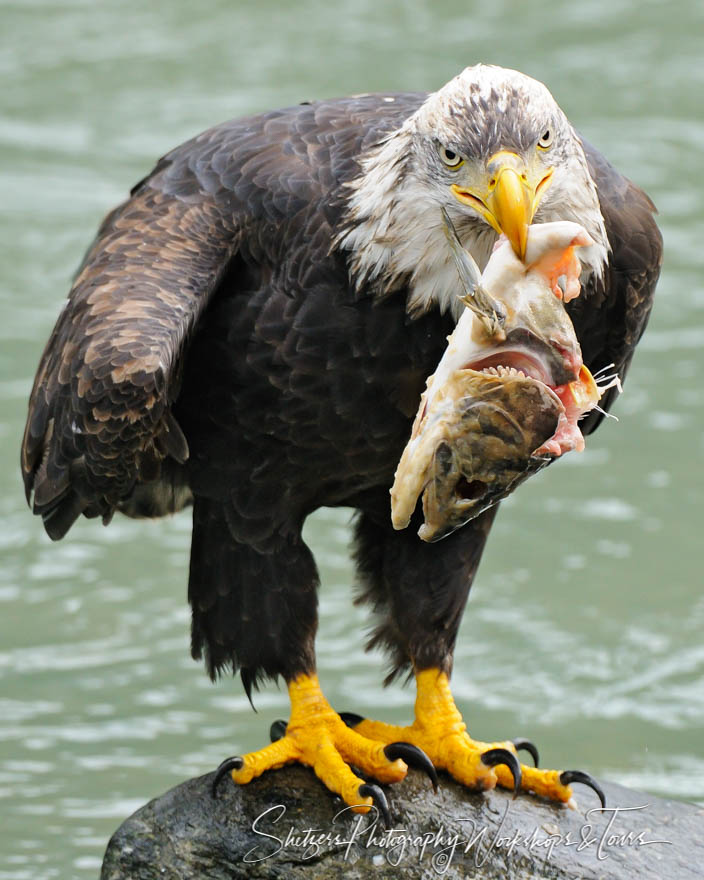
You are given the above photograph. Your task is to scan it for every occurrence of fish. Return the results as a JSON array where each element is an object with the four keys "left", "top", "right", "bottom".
[{"left": 391, "top": 215, "right": 603, "bottom": 542}]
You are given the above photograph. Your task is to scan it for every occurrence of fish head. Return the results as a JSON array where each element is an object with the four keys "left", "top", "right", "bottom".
[{"left": 416, "top": 371, "right": 562, "bottom": 540}]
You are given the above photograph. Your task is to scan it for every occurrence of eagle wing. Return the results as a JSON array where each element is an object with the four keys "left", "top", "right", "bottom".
[
  {"left": 570, "top": 140, "right": 663, "bottom": 435},
  {"left": 21, "top": 96, "right": 423, "bottom": 540},
  {"left": 21, "top": 158, "right": 241, "bottom": 538}
]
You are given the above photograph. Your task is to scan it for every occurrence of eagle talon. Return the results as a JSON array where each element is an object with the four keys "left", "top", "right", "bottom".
[
  {"left": 559, "top": 770, "right": 606, "bottom": 809},
  {"left": 358, "top": 783, "right": 391, "bottom": 827},
  {"left": 269, "top": 719, "right": 288, "bottom": 742},
  {"left": 340, "top": 712, "right": 366, "bottom": 728},
  {"left": 211, "top": 756, "right": 244, "bottom": 799},
  {"left": 512, "top": 737, "right": 540, "bottom": 767},
  {"left": 480, "top": 747, "right": 522, "bottom": 796},
  {"left": 349, "top": 672, "right": 583, "bottom": 806},
  {"left": 383, "top": 741, "right": 439, "bottom": 793}
]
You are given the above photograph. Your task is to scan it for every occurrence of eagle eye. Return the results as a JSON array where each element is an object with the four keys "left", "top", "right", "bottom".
[
  {"left": 537, "top": 128, "right": 554, "bottom": 150},
  {"left": 439, "top": 145, "right": 464, "bottom": 168}
]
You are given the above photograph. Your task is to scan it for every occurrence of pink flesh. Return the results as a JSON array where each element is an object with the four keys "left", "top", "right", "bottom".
[
  {"left": 530, "top": 244, "right": 584, "bottom": 303},
  {"left": 533, "top": 383, "right": 586, "bottom": 457}
]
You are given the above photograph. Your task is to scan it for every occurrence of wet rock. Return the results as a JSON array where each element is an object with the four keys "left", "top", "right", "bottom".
[{"left": 101, "top": 765, "right": 704, "bottom": 879}]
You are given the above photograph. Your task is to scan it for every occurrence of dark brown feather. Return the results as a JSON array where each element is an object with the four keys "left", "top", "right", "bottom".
[{"left": 569, "top": 140, "right": 663, "bottom": 434}]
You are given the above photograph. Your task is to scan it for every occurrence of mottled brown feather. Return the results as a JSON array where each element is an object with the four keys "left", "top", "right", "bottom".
[{"left": 22, "top": 182, "right": 239, "bottom": 537}]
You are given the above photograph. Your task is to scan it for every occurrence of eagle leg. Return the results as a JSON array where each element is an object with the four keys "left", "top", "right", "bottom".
[
  {"left": 212, "top": 672, "right": 435, "bottom": 816},
  {"left": 346, "top": 668, "right": 605, "bottom": 809}
]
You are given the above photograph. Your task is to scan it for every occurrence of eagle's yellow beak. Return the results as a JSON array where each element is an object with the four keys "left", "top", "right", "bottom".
[{"left": 451, "top": 151, "right": 554, "bottom": 260}]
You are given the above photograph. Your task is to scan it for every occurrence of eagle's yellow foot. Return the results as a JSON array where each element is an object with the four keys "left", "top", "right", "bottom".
[
  {"left": 345, "top": 668, "right": 605, "bottom": 809},
  {"left": 211, "top": 673, "right": 437, "bottom": 819}
]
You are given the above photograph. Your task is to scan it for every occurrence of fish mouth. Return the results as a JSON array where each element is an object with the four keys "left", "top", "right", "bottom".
[{"left": 463, "top": 348, "right": 556, "bottom": 388}]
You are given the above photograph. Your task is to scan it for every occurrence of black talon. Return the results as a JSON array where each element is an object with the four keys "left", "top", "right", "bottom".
[
  {"left": 340, "top": 712, "right": 365, "bottom": 728},
  {"left": 358, "top": 783, "right": 391, "bottom": 827},
  {"left": 384, "top": 741, "right": 439, "bottom": 793},
  {"left": 560, "top": 770, "right": 606, "bottom": 809},
  {"left": 269, "top": 719, "right": 287, "bottom": 742},
  {"left": 481, "top": 747, "right": 522, "bottom": 796},
  {"left": 211, "top": 756, "right": 244, "bottom": 799},
  {"left": 512, "top": 737, "right": 540, "bottom": 767}
]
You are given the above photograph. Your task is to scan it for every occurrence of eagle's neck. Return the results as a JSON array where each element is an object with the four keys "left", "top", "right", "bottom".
[{"left": 336, "top": 126, "right": 491, "bottom": 321}]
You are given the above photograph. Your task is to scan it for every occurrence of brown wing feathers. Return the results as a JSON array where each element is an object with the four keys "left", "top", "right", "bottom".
[
  {"left": 21, "top": 95, "right": 423, "bottom": 541},
  {"left": 21, "top": 175, "right": 238, "bottom": 539}
]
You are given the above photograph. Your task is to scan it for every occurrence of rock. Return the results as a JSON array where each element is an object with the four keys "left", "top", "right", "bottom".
[{"left": 101, "top": 765, "right": 704, "bottom": 879}]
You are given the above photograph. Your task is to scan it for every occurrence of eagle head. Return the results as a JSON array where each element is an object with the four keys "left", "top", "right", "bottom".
[{"left": 340, "top": 64, "right": 609, "bottom": 318}]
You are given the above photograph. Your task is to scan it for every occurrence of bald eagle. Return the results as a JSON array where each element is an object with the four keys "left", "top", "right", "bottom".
[{"left": 22, "top": 65, "right": 661, "bottom": 818}]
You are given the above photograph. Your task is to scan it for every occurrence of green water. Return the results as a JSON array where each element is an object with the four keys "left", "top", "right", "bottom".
[{"left": 1, "top": 1, "right": 702, "bottom": 876}]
